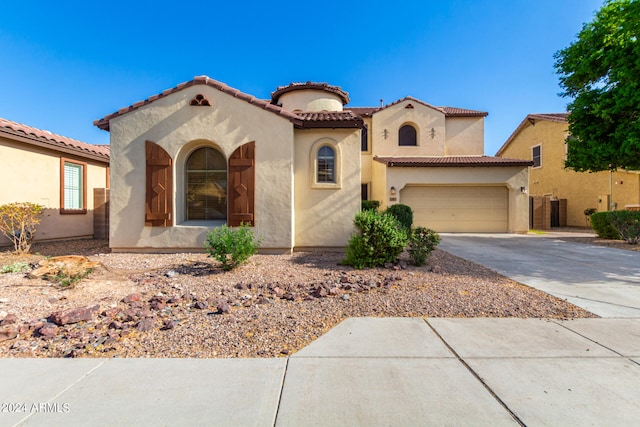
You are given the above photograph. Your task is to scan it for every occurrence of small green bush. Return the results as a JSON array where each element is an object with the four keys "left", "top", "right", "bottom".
[
  {"left": 204, "top": 223, "right": 261, "bottom": 271},
  {"left": 344, "top": 210, "right": 408, "bottom": 269},
  {"left": 408, "top": 227, "right": 440, "bottom": 266},
  {"left": 590, "top": 212, "right": 621, "bottom": 239},
  {"left": 608, "top": 210, "right": 640, "bottom": 244},
  {"left": 0, "top": 261, "right": 30, "bottom": 274},
  {"left": 361, "top": 200, "right": 380, "bottom": 212},
  {"left": 385, "top": 204, "right": 413, "bottom": 230}
]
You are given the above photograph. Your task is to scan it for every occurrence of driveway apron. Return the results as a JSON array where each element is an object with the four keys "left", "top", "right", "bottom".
[{"left": 439, "top": 233, "right": 640, "bottom": 318}]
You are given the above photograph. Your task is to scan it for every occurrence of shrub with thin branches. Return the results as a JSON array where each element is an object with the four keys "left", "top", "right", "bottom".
[{"left": 0, "top": 202, "right": 45, "bottom": 254}]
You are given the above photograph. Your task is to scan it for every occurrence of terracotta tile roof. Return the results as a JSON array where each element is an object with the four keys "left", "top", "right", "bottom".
[
  {"left": 496, "top": 113, "right": 569, "bottom": 156},
  {"left": 0, "top": 117, "right": 110, "bottom": 163},
  {"left": 271, "top": 82, "right": 350, "bottom": 105},
  {"left": 295, "top": 111, "right": 363, "bottom": 128},
  {"left": 347, "top": 98, "right": 488, "bottom": 118},
  {"left": 373, "top": 155, "right": 533, "bottom": 167},
  {"left": 94, "top": 76, "right": 303, "bottom": 131}
]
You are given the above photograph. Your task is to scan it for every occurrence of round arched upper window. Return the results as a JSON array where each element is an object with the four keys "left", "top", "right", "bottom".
[{"left": 399, "top": 124, "right": 417, "bottom": 146}]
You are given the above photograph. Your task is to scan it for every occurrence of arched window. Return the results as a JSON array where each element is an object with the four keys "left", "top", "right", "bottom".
[
  {"left": 317, "top": 146, "right": 335, "bottom": 183},
  {"left": 399, "top": 124, "right": 417, "bottom": 146},
  {"left": 186, "top": 147, "right": 227, "bottom": 220}
]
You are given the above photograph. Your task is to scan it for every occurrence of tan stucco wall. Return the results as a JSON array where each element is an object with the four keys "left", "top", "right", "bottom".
[
  {"left": 108, "top": 85, "right": 295, "bottom": 251},
  {"left": 277, "top": 90, "right": 343, "bottom": 112},
  {"left": 293, "top": 129, "right": 361, "bottom": 248},
  {"left": 370, "top": 100, "right": 446, "bottom": 157},
  {"left": 499, "top": 120, "right": 640, "bottom": 226},
  {"left": 444, "top": 117, "right": 485, "bottom": 155},
  {"left": 375, "top": 165, "right": 529, "bottom": 233},
  {"left": 0, "top": 138, "right": 108, "bottom": 245}
]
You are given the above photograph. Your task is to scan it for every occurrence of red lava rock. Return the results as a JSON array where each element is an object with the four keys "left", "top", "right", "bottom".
[
  {"left": 123, "top": 293, "right": 142, "bottom": 303},
  {"left": 217, "top": 301, "right": 231, "bottom": 314},
  {"left": 0, "top": 313, "right": 18, "bottom": 326},
  {"left": 432, "top": 265, "right": 442, "bottom": 274},
  {"left": 136, "top": 317, "right": 155, "bottom": 332},
  {"left": 102, "top": 308, "right": 119, "bottom": 318},
  {"left": 49, "top": 305, "right": 100, "bottom": 326},
  {"left": 340, "top": 276, "right": 351, "bottom": 283},
  {"left": 193, "top": 300, "right": 208, "bottom": 310},
  {"left": 36, "top": 323, "right": 59, "bottom": 339},
  {"left": 273, "top": 287, "right": 285, "bottom": 298},
  {"left": 0, "top": 325, "right": 18, "bottom": 342},
  {"left": 162, "top": 319, "right": 177, "bottom": 330},
  {"left": 108, "top": 321, "right": 123, "bottom": 330},
  {"left": 150, "top": 300, "right": 166, "bottom": 311}
]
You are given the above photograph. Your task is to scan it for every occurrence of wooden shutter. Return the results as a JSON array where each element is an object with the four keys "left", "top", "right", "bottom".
[
  {"left": 228, "top": 141, "right": 255, "bottom": 227},
  {"left": 145, "top": 140, "right": 173, "bottom": 226}
]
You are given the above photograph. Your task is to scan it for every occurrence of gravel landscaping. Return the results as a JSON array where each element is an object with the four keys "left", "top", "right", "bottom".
[{"left": 0, "top": 238, "right": 597, "bottom": 358}]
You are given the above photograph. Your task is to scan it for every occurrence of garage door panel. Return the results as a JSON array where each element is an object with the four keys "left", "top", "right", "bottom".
[{"left": 401, "top": 186, "right": 508, "bottom": 233}]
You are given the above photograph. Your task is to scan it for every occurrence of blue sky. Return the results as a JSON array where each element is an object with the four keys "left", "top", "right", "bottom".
[{"left": 0, "top": 0, "right": 602, "bottom": 155}]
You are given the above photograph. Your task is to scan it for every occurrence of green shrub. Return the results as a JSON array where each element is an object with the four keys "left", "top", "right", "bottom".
[
  {"left": 408, "top": 227, "right": 440, "bottom": 266},
  {"left": 361, "top": 200, "right": 380, "bottom": 212},
  {"left": 0, "top": 202, "right": 44, "bottom": 254},
  {"left": 0, "top": 261, "right": 30, "bottom": 274},
  {"left": 590, "top": 212, "right": 621, "bottom": 239},
  {"left": 343, "top": 210, "right": 408, "bottom": 269},
  {"left": 385, "top": 204, "right": 413, "bottom": 230},
  {"left": 608, "top": 210, "right": 640, "bottom": 244},
  {"left": 204, "top": 223, "right": 261, "bottom": 271}
]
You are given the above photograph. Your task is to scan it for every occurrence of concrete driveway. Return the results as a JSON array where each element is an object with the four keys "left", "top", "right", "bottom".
[{"left": 439, "top": 232, "right": 640, "bottom": 318}]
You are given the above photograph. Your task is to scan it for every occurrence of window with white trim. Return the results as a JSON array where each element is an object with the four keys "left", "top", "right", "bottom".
[{"left": 310, "top": 140, "right": 341, "bottom": 189}]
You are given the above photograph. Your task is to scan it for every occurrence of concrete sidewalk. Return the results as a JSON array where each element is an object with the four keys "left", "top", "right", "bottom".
[
  {"left": 2, "top": 318, "right": 639, "bottom": 426},
  {"left": 439, "top": 232, "right": 640, "bottom": 318}
]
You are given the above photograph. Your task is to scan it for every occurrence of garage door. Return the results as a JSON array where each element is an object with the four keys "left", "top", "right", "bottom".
[{"left": 400, "top": 186, "right": 508, "bottom": 232}]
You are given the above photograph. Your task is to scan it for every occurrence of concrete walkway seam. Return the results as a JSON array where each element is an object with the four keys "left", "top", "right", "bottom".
[
  {"left": 14, "top": 359, "right": 109, "bottom": 427},
  {"left": 272, "top": 357, "right": 290, "bottom": 427},
  {"left": 552, "top": 320, "right": 640, "bottom": 366},
  {"left": 423, "top": 319, "right": 526, "bottom": 427}
]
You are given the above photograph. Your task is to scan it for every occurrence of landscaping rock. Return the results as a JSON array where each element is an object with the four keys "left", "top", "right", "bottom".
[
  {"left": 217, "top": 301, "right": 231, "bottom": 314},
  {"left": 136, "top": 317, "right": 155, "bottom": 332},
  {"left": 123, "top": 293, "right": 142, "bottom": 303},
  {"left": 49, "top": 305, "right": 99, "bottom": 326},
  {"left": 36, "top": 323, "right": 59, "bottom": 339},
  {"left": 0, "top": 313, "right": 18, "bottom": 325},
  {"left": 0, "top": 325, "right": 18, "bottom": 342},
  {"left": 193, "top": 300, "right": 208, "bottom": 310}
]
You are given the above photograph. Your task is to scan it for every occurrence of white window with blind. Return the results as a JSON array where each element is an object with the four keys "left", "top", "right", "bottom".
[
  {"left": 310, "top": 139, "right": 341, "bottom": 189},
  {"left": 60, "top": 158, "right": 86, "bottom": 213}
]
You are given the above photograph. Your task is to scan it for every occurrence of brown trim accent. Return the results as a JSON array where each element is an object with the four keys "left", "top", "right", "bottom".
[
  {"left": 60, "top": 157, "right": 88, "bottom": 214},
  {"left": 106, "top": 167, "right": 111, "bottom": 189}
]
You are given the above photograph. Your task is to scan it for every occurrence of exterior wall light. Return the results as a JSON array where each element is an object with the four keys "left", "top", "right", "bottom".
[
  {"left": 390, "top": 186, "right": 396, "bottom": 196},
  {"left": 520, "top": 186, "right": 528, "bottom": 194}
]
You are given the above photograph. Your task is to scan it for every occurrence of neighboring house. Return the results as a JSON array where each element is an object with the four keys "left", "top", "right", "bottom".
[
  {"left": 496, "top": 113, "right": 640, "bottom": 228},
  {"left": 94, "top": 76, "right": 531, "bottom": 253},
  {"left": 0, "top": 118, "right": 110, "bottom": 246}
]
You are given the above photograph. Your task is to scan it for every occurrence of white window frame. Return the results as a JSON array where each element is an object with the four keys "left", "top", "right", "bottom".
[
  {"left": 60, "top": 158, "right": 87, "bottom": 214},
  {"left": 532, "top": 144, "right": 542, "bottom": 168}
]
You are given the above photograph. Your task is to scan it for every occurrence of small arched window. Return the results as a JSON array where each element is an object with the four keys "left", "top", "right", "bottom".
[
  {"left": 317, "top": 146, "right": 335, "bottom": 183},
  {"left": 399, "top": 124, "right": 417, "bottom": 146},
  {"left": 186, "top": 147, "right": 227, "bottom": 220}
]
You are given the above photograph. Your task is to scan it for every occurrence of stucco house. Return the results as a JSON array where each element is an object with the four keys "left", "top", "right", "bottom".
[
  {"left": 496, "top": 113, "right": 640, "bottom": 228},
  {"left": 95, "top": 76, "right": 531, "bottom": 253},
  {"left": 0, "top": 118, "right": 110, "bottom": 246}
]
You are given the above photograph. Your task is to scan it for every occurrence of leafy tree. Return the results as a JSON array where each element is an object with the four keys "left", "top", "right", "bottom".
[{"left": 554, "top": 0, "right": 640, "bottom": 172}]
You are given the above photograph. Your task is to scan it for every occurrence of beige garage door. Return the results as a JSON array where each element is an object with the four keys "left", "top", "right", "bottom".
[{"left": 400, "top": 186, "right": 508, "bottom": 232}]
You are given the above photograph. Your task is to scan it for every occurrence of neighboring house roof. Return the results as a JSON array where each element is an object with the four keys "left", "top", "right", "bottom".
[
  {"left": 0, "top": 117, "right": 110, "bottom": 163},
  {"left": 496, "top": 113, "right": 569, "bottom": 156},
  {"left": 373, "top": 155, "right": 533, "bottom": 167},
  {"left": 94, "top": 75, "right": 304, "bottom": 131},
  {"left": 347, "top": 97, "right": 488, "bottom": 118},
  {"left": 271, "top": 82, "right": 350, "bottom": 105}
]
